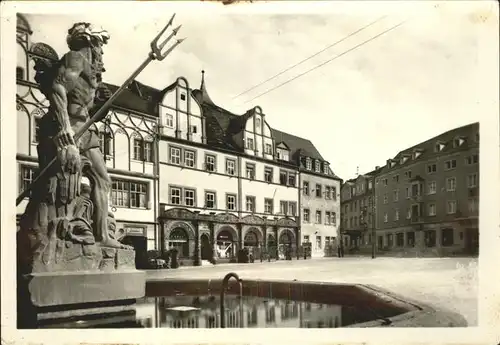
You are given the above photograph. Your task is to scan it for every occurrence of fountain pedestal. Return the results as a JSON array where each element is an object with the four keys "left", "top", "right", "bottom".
[{"left": 17, "top": 246, "right": 146, "bottom": 329}]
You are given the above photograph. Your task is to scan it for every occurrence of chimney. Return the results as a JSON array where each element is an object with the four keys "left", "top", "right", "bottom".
[{"left": 375, "top": 166, "right": 380, "bottom": 170}]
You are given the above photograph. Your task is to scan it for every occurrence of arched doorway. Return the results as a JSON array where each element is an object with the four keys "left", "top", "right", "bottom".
[
  {"left": 267, "top": 234, "right": 276, "bottom": 259},
  {"left": 244, "top": 229, "right": 260, "bottom": 248},
  {"left": 216, "top": 228, "right": 236, "bottom": 258},
  {"left": 200, "top": 233, "right": 212, "bottom": 260},
  {"left": 278, "top": 230, "right": 294, "bottom": 257},
  {"left": 168, "top": 228, "right": 190, "bottom": 258},
  {"left": 267, "top": 234, "right": 276, "bottom": 248}
]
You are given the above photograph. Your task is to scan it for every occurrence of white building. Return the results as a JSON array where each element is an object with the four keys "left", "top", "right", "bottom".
[
  {"left": 15, "top": 14, "right": 342, "bottom": 265},
  {"left": 299, "top": 156, "right": 341, "bottom": 257}
]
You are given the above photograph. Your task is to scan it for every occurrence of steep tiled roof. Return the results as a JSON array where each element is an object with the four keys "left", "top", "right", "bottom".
[
  {"left": 128, "top": 80, "right": 161, "bottom": 103},
  {"left": 197, "top": 101, "right": 242, "bottom": 151},
  {"left": 191, "top": 72, "right": 340, "bottom": 178},
  {"left": 227, "top": 111, "right": 253, "bottom": 135},
  {"left": 379, "top": 122, "right": 479, "bottom": 175},
  {"left": 272, "top": 129, "right": 325, "bottom": 162},
  {"left": 102, "top": 83, "right": 157, "bottom": 116}
]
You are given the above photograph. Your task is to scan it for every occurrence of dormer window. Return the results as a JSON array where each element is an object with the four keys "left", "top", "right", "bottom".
[
  {"left": 323, "top": 163, "right": 329, "bottom": 174},
  {"left": 306, "top": 158, "right": 312, "bottom": 170},
  {"left": 413, "top": 149, "right": 423, "bottom": 160},
  {"left": 400, "top": 155, "right": 410, "bottom": 165},
  {"left": 315, "top": 161, "right": 321, "bottom": 172},
  {"left": 453, "top": 137, "right": 465, "bottom": 148},
  {"left": 276, "top": 143, "right": 289, "bottom": 161},
  {"left": 387, "top": 159, "right": 396, "bottom": 168},
  {"left": 434, "top": 142, "right": 445, "bottom": 152}
]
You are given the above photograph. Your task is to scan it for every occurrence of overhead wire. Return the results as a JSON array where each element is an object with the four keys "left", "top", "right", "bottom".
[
  {"left": 232, "top": 15, "right": 387, "bottom": 100},
  {"left": 241, "top": 19, "right": 408, "bottom": 105}
]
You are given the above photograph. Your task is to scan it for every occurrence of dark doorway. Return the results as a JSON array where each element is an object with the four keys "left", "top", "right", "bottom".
[
  {"left": 465, "top": 228, "right": 479, "bottom": 255},
  {"left": 169, "top": 228, "right": 190, "bottom": 258},
  {"left": 244, "top": 230, "right": 259, "bottom": 248},
  {"left": 121, "top": 236, "right": 148, "bottom": 269},
  {"left": 200, "top": 234, "right": 212, "bottom": 260}
]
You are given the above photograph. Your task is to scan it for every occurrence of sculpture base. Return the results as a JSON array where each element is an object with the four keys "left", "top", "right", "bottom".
[
  {"left": 29, "top": 243, "right": 136, "bottom": 273},
  {"left": 17, "top": 269, "right": 146, "bottom": 329}
]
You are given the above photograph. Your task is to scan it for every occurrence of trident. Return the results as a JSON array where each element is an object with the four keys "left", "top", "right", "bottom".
[{"left": 16, "top": 14, "right": 185, "bottom": 206}]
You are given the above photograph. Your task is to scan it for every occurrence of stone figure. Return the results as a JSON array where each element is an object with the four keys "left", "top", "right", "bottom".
[{"left": 17, "top": 22, "right": 133, "bottom": 275}]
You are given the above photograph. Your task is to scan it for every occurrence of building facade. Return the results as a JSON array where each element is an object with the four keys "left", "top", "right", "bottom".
[
  {"left": 373, "top": 123, "right": 479, "bottom": 256},
  {"left": 340, "top": 168, "right": 381, "bottom": 254},
  {"left": 15, "top": 14, "right": 342, "bottom": 265},
  {"left": 157, "top": 73, "right": 341, "bottom": 262},
  {"left": 298, "top": 153, "right": 341, "bottom": 257}
]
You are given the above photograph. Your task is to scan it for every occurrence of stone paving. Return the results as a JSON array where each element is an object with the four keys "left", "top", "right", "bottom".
[{"left": 145, "top": 256, "right": 478, "bottom": 326}]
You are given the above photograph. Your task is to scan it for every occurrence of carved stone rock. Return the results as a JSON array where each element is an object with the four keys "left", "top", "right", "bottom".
[
  {"left": 29, "top": 239, "right": 135, "bottom": 273},
  {"left": 116, "top": 248, "right": 136, "bottom": 269}
]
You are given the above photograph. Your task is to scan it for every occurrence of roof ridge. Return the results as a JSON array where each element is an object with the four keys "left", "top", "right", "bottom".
[{"left": 393, "top": 122, "right": 479, "bottom": 158}]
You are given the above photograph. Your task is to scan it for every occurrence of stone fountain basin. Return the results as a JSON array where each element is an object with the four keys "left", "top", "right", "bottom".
[{"left": 146, "top": 278, "right": 468, "bottom": 328}]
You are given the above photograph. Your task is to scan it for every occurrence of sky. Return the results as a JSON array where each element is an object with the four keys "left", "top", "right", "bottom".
[{"left": 21, "top": 1, "right": 497, "bottom": 180}]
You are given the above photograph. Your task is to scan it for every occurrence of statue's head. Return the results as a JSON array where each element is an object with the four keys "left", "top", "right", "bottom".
[
  {"left": 67, "top": 22, "right": 110, "bottom": 77},
  {"left": 67, "top": 22, "right": 110, "bottom": 50}
]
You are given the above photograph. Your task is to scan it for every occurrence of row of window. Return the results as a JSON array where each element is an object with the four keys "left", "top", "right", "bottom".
[
  {"left": 31, "top": 119, "right": 155, "bottom": 163},
  {"left": 111, "top": 179, "right": 149, "bottom": 208},
  {"left": 169, "top": 146, "right": 298, "bottom": 186},
  {"left": 304, "top": 157, "right": 329, "bottom": 175},
  {"left": 376, "top": 228, "right": 458, "bottom": 248},
  {"left": 162, "top": 114, "right": 198, "bottom": 134},
  {"left": 245, "top": 137, "right": 273, "bottom": 155},
  {"left": 382, "top": 198, "right": 479, "bottom": 223},
  {"left": 380, "top": 155, "right": 479, "bottom": 186},
  {"left": 343, "top": 213, "right": 372, "bottom": 229},
  {"left": 349, "top": 228, "right": 460, "bottom": 249},
  {"left": 302, "top": 235, "right": 337, "bottom": 251},
  {"left": 20, "top": 166, "right": 150, "bottom": 209},
  {"left": 168, "top": 186, "right": 298, "bottom": 215},
  {"left": 344, "top": 196, "right": 373, "bottom": 214},
  {"left": 381, "top": 173, "right": 478, "bottom": 203},
  {"left": 302, "top": 209, "right": 337, "bottom": 226},
  {"left": 348, "top": 180, "right": 373, "bottom": 198},
  {"left": 302, "top": 181, "right": 337, "bottom": 200}
]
